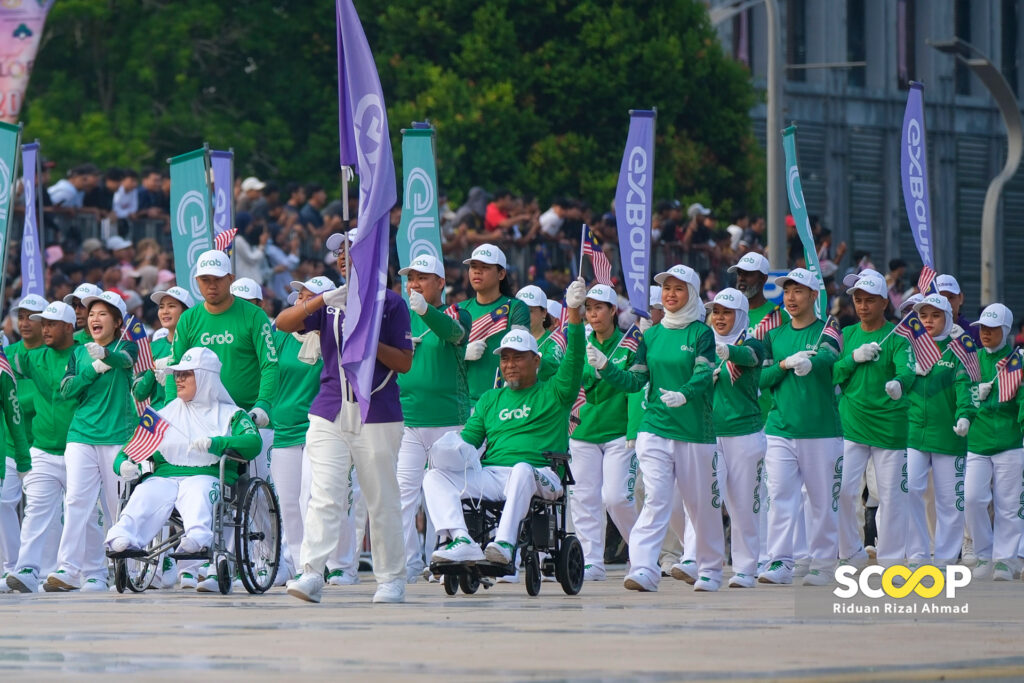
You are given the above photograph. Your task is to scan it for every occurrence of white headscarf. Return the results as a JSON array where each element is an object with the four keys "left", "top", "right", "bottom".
[
  {"left": 658, "top": 265, "right": 705, "bottom": 329},
  {"left": 913, "top": 295, "right": 954, "bottom": 342},
  {"left": 707, "top": 288, "right": 750, "bottom": 345},
  {"left": 158, "top": 347, "right": 240, "bottom": 467},
  {"left": 973, "top": 303, "right": 1013, "bottom": 354}
]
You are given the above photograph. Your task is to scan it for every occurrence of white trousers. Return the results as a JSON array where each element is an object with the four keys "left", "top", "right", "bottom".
[
  {"left": 568, "top": 436, "right": 640, "bottom": 571},
  {"left": 965, "top": 450, "right": 1024, "bottom": 564},
  {"left": 56, "top": 443, "right": 121, "bottom": 581},
  {"left": 907, "top": 450, "right": 965, "bottom": 565},
  {"left": 765, "top": 436, "right": 843, "bottom": 571},
  {"left": 300, "top": 411, "right": 404, "bottom": 583},
  {"left": 397, "top": 425, "right": 456, "bottom": 574},
  {"left": 423, "top": 462, "right": 561, "bottom": 545},
  {"left": 270, "top": 444, "right": 308, "bottom": 573},
  {"left": 106, "top": 475, "right": 218, "bottom": 550},
  {"left": 839, "top": 441, "right": 908, "bottom": 565},
  {"left": 15, "top": 450, "right": 68, "bottom": 575},
  {"left": 0, "top": 459, "right": 22, "bottom": 573},
  {"left": 717, "top": 432, "right": 766, "bottom": 576},
  {"left": 629, "top": 433, "right": 724, "bottom": 585}
]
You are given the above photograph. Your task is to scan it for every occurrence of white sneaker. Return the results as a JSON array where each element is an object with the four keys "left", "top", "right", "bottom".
[
  {"left": 802, "top": 569, "right": 831, "bottom": 586},
  {"left": 484, "top": 541, "right": 514, "bottom": 565},
  {"left": 44, "top": 570, "right": 79, "bottom": 592},
  {"left": 583, "top": 564, "right": 607, "bottom": 581},
  {"left": 623, "top": 568, "right": 658, "bottom": 592},
  {"left": 993, "top": 562, "right": 1014, "bottom": 582},
  {"left": 758, "top": 560, "right": 793, "bottom": 585},
  {"left": 179, "top": 573, "right": 198, "bottom": 590},
  {"left": 372, "top": 579, "right": 405, "bottom": 604},
  {"left": 792, "top": 559, "right": 810, "bottom": 578},
  {"left": 80, "top": 578, "right": 108, "bottom": 592},
  {"left": 8, "top": 568, "right": 39, "bottom": 594},
  {"left": 973, "top": 560, "right": 993, "bottom": 580},
  {"left": 431, "top": 537, "right": 484, "bottom": 563},
  {"left": 197, "top": 574, "right": 230, "bottom": 593},
  {"left": 961, "top": 538, "right": 977, "bottom": 567},
  {"left": 326, "top": 569, "right": 359, "bottom": 586},
  {"left": 660, "top": 556, "right": 679, "bottom": 577},
  {"left": 840, "top": 548, "right": 870, "bottom": 569},
  {"left": 669, "top": 560, "right": 698, "bottom": 584},
  {"left": 287, "top": 571, "right": 324, "bottom": 603},
  {"left": 694, "top": 576, "right": 720, "bottom": 592},
  {"left": 406, "top": 566, "right": 423, "bottom": 584},
  {"left": 728, "top": 573, "right": 756, "bottom": 588}
]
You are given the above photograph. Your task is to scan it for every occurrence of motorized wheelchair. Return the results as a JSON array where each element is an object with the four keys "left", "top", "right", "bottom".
[
  {"left": 428, "top": 451, "right": 585, "bottom": 597},
  {"left": 106, "top": 450, "right": 282, "bottom": 595}
]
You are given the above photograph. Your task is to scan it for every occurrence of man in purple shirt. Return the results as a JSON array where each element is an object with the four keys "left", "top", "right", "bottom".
[{"left": 276, "top": 231, "right": 413, "bottom": 604}]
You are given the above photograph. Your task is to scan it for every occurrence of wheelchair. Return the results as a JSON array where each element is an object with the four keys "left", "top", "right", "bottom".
[
  {"left": 428, "top": 452, "right": 585, "bottom": 597},
  {"left": 106, "top": 450, "right": 282, "bottom": 595}
]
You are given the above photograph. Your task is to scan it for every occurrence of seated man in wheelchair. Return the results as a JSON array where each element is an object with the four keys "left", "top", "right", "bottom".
[
  {"left": 105, "top": 347, "right": 262, "bottom": 557},
  {"left": 425, "top": 277, "right": 585, "bottom": 565}
]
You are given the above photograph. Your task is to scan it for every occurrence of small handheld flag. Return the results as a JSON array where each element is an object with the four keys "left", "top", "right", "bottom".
[
  {"left": 123, "top": 407, "right": 171, "bottom": 463},
  {"left": 548, "top": 299, "right": 568, "bottom": 353},
  {"left": 124, "top": 315, "right": 153, "bottom": 373},
  {"left": 894, "top": 311, "right": 942, "bottom": 375},
  {"left": 214, "top": 227, "right": 238, "bottom": 252},
  {"left": 726, "top": 330, "right": 748, "bottom": 383},
  {"left": 949, "top": 333, "right": 982, "bottom": 382},
  {"left": 567, "top": 387, "right": 587, "bottom": 436},
  {"left": 917, "top": 265, "right": 937, "bottom": 296},
  {"left": 468, "top": 303, "right": 510, "bottom": 343},
  {"left": 443, "top": 303, "right": 460, "bottom": 322},
  {"left": 996, "top": 348, "right": 1023, "bottom": 403},
  {"left": 752, "top": 305, "right": 782, "bottom": 341},
  {"left": 0, "top": 348, "right": 13, "bottom": 381},
  {"left": 619, "top": 323, "right": 643, "bottom": 353},
  {"left": 581, "top": 224, "right": 613, "bottom": 286},
  {"left": 820, "top": 315, "right": 843, "bottom": 352}
]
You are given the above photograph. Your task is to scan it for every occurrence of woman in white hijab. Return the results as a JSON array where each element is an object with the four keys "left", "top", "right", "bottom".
[
  {"left": 587, "top": 264, "right": 724, "bottom": 592},
  {"left": 105, "top": 347, "right": 262, "bottom": 586}
]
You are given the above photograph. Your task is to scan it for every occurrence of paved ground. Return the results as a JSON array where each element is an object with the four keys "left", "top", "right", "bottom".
[{"left": 1, "top": 567, "right": 1023, "bottom": 681}]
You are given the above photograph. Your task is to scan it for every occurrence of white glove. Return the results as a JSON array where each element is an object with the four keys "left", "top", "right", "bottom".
[
  {"left": 884, "top": 380, "right": 903, "bottom": 401},
  {"left": 408, "top": 290, "right": 428, "bottom": 315},
  {"left": 953, "top": 417, "right": 971, "bottom": 437},
  {"left": 85, "top": 342, "right": 107, "bottom": 360},
  {"left": 249, "top": 407, "right": 270, "bottom": 428},
  {"left": 712, "top": 367, "right": 721, "bottom": 384},
  {"left": 190, "top": 437, "right": 212, "bottom": 453},
  {"left": 322, "top": 284, "right": 348, "bottom": 309},
  {"left": 784, "top": 351, "right": 812, "bottom": 377},
  {"left": 91, "top": 359, "right": 111, "bottom": 374},
  {"left": 464, "top": 340, "right": 486, "bottom": 362},
  {"left": 119, "top": 461, "right": 141, "bottom": 481},
  {"left": 586, "top": 344, "right": 608, "bottom": 371},
  {"left": 852, "top": 342, "right": 881, "bottom": 364},
  {"left": 153, "top": 357, "right": 171, "bottom": 386},
  {"left": 659, "top": 388, "right": 686, "bottom": 408},
  {"left": 977, "top": 381, "right": 993, "bottom": 402},
  {"left": 565, "top": 277, "right": 586, "bottom": 309},
  {"left": 636, "top": 316, "right": 652, "bottom": 333},
  {"left": 915, "top": 363, "right": 929, "bottom": 376},
  {"left": 715, "top": 342, "right": 730, "bottom": 361}
]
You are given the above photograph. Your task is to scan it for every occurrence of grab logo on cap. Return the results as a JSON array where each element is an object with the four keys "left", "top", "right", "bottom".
[
  {"left": 45, "top": 305, "right": 58, "bottom": 314},
  {"left": 507, "top": 334, "right": 524, "bottom": 344},
  {"left": 982, "top": 311, "right": 1000, "bottom": 320},
  {"left": 413, "top": 258, "right": 429, "bottom": 267},
  {"left": 717, "top": 293, "right": 736, "bottom": 302},
  {"left": 521, "top": 292, "right": 536, "bottom": 300},
  {"left": 182, "top": 352, "right": 194, "bottom": 363},
  {"left": 199, "top": 257, "right": 225, "bottom": 268},
  {"left": 476, "top": 248, "right": 493, "bottom": 258},
  {"left": 236, "top": 285, "right": 250, "bottom": 292},
  {"left": 741, "top": 255, "right": 757, "bottom": 265}
]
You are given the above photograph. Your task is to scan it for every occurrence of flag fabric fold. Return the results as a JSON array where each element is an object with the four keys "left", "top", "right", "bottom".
[
  {"left": 949, "top": 333, "right": 981, "bottom": 383},
  {"left": 582, "top": 224, "right": 613, "bottom": 286},
  {"left": 894, "top": 311, "right": 942, "bottom": 375},
  {"left": 468, "top": 304, "right": 510, "bottom": 343},
  {"left": 752, "top": 305, "right": 782, "bottom": 341},
  {"left": 726, "top": 330, "right": 748, "bottom": 383},
  {"left": 124, "top": 407, "right": 171, "bottom": 463},
  {"left": 996, "top": 349, "right": 1023, "bottom": 403}
]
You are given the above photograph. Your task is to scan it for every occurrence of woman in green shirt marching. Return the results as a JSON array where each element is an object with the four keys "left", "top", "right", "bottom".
[
  {"left": 47, "top": 291, "right": 138, "bottom": 592},
  {"left": 135, "top": 286, "right": 195, "bottom": 411},
  {"left": 516, "top": 285, "right": 562, "bottom": 381}
]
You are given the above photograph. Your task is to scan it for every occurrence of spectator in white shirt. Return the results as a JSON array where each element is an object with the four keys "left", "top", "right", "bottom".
[
  {"left": 47, "top": 163, "right": 100, "bottom": 208},
  {"left": 112, "top": 169, "right": 139, "bottom": 218}
]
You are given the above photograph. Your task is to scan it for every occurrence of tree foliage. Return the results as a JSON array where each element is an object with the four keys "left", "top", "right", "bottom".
[{"left": 25, "top": 0, "right": 762, "bottom": 211}]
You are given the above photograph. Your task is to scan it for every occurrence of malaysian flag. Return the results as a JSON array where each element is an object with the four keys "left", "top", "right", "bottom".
[
  {"left": 619, "top": 323, "right": 643, "bottom": 353},
  {"left": 214, "top": 227, "right": 238, "bottom": 252},
  {"left": 548, "top": 299, "right": 568, "bottom": 353},
  {"left": 124, "top": 315, "right": 154, "bottom": 373},
  {"left": 917, "top": 265, "right": 937, "bottom": 295},
  {"left": 0, "top": 348, "right": 12, "bottom": 381},
  {"left": 996, "top": 348, "right": 1023, "bottom": 403},
  {"left": 894, "top": 312, "right": 942, "bottom": 375},
  {"left": 468, "top": 303, "right": 510, "bottom": 343},
  {"left": 821, "top": 315, "right": 843, "bottom": 352},
  {"left": 443, "top": 303, "right": 460, "bottom": 322},
  {"left": 567, "top": 387, "right": 587, "bottom": 436},
  {"left": 123, "top": 407, "right": 171, "bottom": 463},
  {"left": 949, "top": 333, "right": 982, "bottom": 382},
  {"left": 726, "top": 330, "right": 748, "bottom": 383},
  {"left": 752, "top": 305, "right": 782, "bottom": 341},
  {"left": 582, "top": 224, "right": 613, "bottom": 286}
]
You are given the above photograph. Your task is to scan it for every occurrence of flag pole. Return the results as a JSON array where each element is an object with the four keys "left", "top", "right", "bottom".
[
  {"left": 578, "top": 224, "right": 586, "bottom": 283},
  {"left": 878, "top": 310, "right": 915, "bottom": 346}
]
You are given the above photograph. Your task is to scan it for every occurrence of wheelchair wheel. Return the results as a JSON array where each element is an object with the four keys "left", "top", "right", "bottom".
[
  {"left": 524, "top": 550, "right": 541, "bottom": 596},
  {"left": 237, "top": 477, "right": 281, "bottom": 594},
  {"left": 458, "top": 573, "right": 480, "bottom": 595},
  {"left": 443, "top": 573, "right": 458, "bottom": 596},
  {"left": 125, "top": 535, "right": 164, "bottom": 593},
  {"left": 217, "top": 558, "right": 232, "bottom": 595},
  {"left": 556, "top": 534, "right": 585, "bottom": 595},
  {"left": 114, "top": 559, "right": 128, "bottom": 594}
]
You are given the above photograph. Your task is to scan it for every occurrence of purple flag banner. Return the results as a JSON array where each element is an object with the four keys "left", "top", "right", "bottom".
[
  {"left": 210, "top": 150, "right": 233, "bottom": 238},
  {"left": 336, "top": 0, "right": 398, "bottom": 420},
  {"left": 900, "top": 81, "right": 934, "bottom": 271},
  {"left": 615, "top": 109, "right": 656, "bottom": 318},
  {"left": 20, "top": 141, "right": 42, "bottom": 297}
]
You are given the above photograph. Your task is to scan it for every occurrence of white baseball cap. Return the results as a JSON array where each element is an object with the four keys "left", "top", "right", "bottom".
[
  {"left": 898, "top": 293, "right": 923, "bottom": 316},
  {"left": 195, "top": 249, "right": 232, "bottom": 278},
  {"left": 846, "top": 275, "right": 888, "bottom": 298},
  {"left": 152, "top": 327, "right": 170, "bottom": 342},
  {"left": 973, "top": 303, "right": 1013, "bottom": 329},
  {"left": 30, "top": 301, "right": 75, "bottom": 324},
  {"left": 707, "top": 287, "right": 750, "bottom": 313},
  {"left": 516, "top": 285, "right": 548, "bottom": 311},
  {"left": 585, "top": 284, "right": 618, "bottom": 306},
  {"left": 325, "top": 229, "right": 358, "bottom": 252},
  {"left": 842, "top": 268, "right": 884, "bottom": 289},
  {"left": 287, "top": 292, "right": 299, "bottom": 306},
  {"left": 462, "top": 244, "right": 508, "bottom": 269},
  {"left": 290, "top": 276, "right": 336, "bottom": 295},
  {"left": 169, "top": 346, "right": 223, "bottom": 373},
  {"left": 545, "top": 300, "right": 562, "bottom": 321},
  {"left": 63, "top": 283, "right": 103, "bottom": 306},
  {"left": 107, "top": 235, "right": 133, "bottom": 251},
  {"left": 399, "top": 254, "right": 445, "bottom": 278},
  {"left": 654, "top": 264, "right": 699, "bottom": 289},
  {"left": 687, "top": 202, "right": 712, "bottom": 218},
  {"left": 151, "top": 286, "right": 195, "bottom": 309},
  {"left": 774, "top": 267, "right": 821, "bottom": 292},
  {"left": 914, "top": 294, "right": 952, "bottom": 316},
  {"left": 493, "top": 329, "right": 540, "bottom": 356},
  {"left": 230, "top": 277, "right": 263, "bottom": 301},
  {"left": 727, "top": 252, "right": 770, "bottom": 275},
  {"left": 81, "top": 290, "right": 128, "bottom": 318},
  {"left": 649, "top": 285, "right": 663, "bottom": 310},
  {"left": 12, "top": 294, "right": 49, "bottom": 313},
  {"left": 241, "top": 176, "right": 265, "bottom": 192},
  {"left": 935, "top": 274, "right": 960, "bottom": 295}
]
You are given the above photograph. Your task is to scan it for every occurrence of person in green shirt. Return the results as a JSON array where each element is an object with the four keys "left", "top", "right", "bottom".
[
  {"left": 135, "top": 286, "right": 194, "bottom": 412},
  {"left": 458, "top": 244, "right": 531, "bottom": 404},
  {"left": 757, "top": 268, "right": 843, "bottom": 587},
  {"left": 106, "top": 347, "right": 262, "bottom": 596},
  {"left": 6, "top": 302, "right": 83, "bottom": 594},
  {"left": 964, "top": 303, "right": 1024, "bottom": 581},
  {"left": 705, "top": 287, "right": 766, "bottom": 588},
  {"left": 516, "top": 285, "right": 562, "bottom": 381},
  {"left": 47, "top": 291, "right": 138, "bottom": 593},
  {"left": 62, "top": 283, "right": 103, "bottom": 346},
  {"left": 833, "top": 275, "right": 915, "bottom": 568},
  {"left": 567, "top": 284, "right": 639, "bottom": 582},
  {"left": 425, "top": 277, "right": 585, "bottom": 566},
  {"left": 906, "top": 294, "right": 977, "bottom": 568},
  {"left": 590, "top": 264, "right": 724, "bottom": 593},
  {"left": 395, "top": 255, "right": 471, "bottom": 582}
]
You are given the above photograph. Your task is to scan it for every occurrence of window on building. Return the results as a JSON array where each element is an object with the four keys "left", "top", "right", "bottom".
[
  {"left": 847, "top": 0, "right": 866, "bottom": 87},
  {"left": 1002, "top": 0, "right": 1019, "bottom": 96},
  {"left": 787, "top": 0, "right": 807, "bottom": 82},
  {"left": 955, "top": 0, "right": 972, "bottom": 95},
  {"left": 897, "top": 0, "right": 916, "bottom": 88}
]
